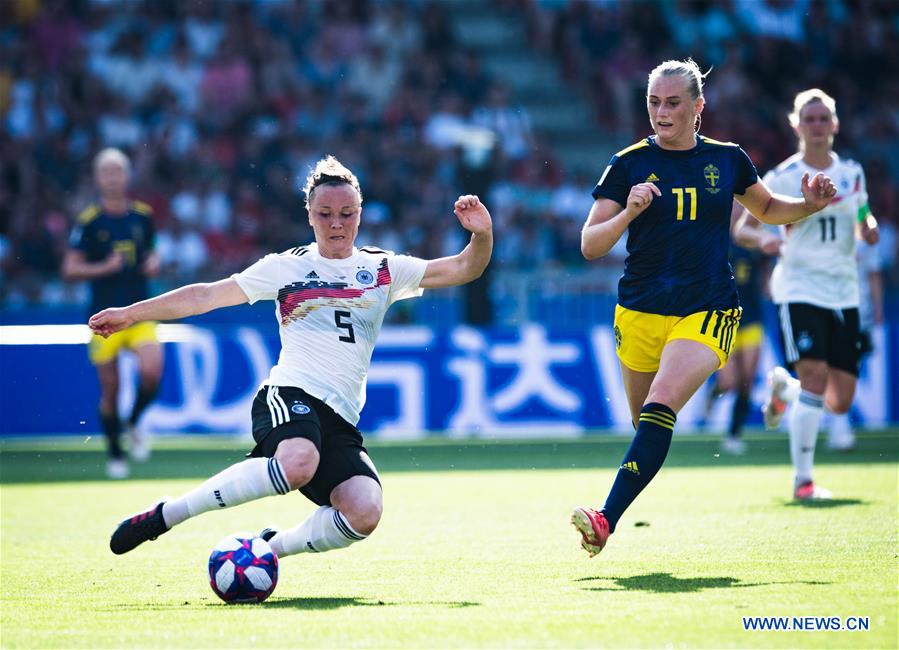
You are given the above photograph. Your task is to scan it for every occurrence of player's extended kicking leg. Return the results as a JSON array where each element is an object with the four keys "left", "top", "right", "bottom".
[
  {"left": 573, "top": 339, "right": 719, "bottom": 557},
  {"left": 263, "top": 474, "right": 382, "bottom": 556},
  {"left": 109, "top": 437, "right": 316, "bottom": 554}
]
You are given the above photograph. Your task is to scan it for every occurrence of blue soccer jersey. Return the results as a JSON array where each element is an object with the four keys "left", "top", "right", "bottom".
[
  {"left": 730, "top": 243, "right": 764, "bottom": 325},
  {"left": 593, "top": 135, "right": 758, "bottom": 316},
  {"left": 69, "top": 200, "right": 156, "bottom": 315}
]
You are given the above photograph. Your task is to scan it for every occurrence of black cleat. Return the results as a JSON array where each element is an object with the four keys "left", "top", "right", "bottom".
[
  {"left": 110, "top": 501, "right": 170, "bottom": 555},
  {"left": 259, "top": 527, "right": 279, "bottom": 543}
]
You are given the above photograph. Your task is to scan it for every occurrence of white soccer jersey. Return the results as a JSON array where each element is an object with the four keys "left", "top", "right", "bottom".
[
  {"left": 232, "top": 243, "right": 428, "bottom": 425},
  {"left": 765, "top": 152, "right": 867, "bottom": 308}
]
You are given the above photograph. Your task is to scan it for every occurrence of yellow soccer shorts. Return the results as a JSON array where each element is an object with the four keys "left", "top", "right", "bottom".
[
  {"left": 613, "top": 305, "right": 742, "bottom": 373},
  {"left": 731, "top": 321, "right": 763, "bottom": 353},
  {"left": 88, "top": 321, "right": 159, "bottom": 365}
]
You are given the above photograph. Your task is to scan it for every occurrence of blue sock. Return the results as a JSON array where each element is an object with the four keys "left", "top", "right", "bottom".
[{"left": 602, "top": 402, "right": 675, "bottom": 533}]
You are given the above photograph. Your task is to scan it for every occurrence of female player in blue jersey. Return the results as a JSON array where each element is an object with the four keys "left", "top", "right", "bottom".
[{"left": 571, "top": 59, "right": 837, "bottom": 558}]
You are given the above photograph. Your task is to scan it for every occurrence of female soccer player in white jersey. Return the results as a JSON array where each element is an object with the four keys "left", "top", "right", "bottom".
[
  {"left": 733, "top": 89, "right": 879, "bottom": 501},
  {"left": 94, "top": 156, "right": 493, "bottom": 557}
]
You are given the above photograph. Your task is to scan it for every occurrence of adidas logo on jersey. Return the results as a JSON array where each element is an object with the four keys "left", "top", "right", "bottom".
[
  {"left": 305, "top": 271, "right": 319, "bottom": 279},
  {"left": 645, "top": 173, "right": 660, "bottom": 183}
]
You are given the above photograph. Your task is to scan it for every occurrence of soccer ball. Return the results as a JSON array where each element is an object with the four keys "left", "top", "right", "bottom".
[{"left": 208, "top": 534, "right": 278, "bottom": 603}]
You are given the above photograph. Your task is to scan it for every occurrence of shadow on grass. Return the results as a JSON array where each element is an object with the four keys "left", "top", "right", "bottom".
[
  {"left": 111, "top": 597, "right": 480, "bottom": 611},
  {"left": 577, "top": 572, "right": 830, "bottom": 593},
  {"left": 262, "top": 597, "right": 481, "bottom": 610},
  {"left": 782, "top": 498, "right": 866, "bottom": 508}
]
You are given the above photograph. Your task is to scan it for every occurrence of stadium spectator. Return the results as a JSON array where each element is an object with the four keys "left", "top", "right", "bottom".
[
  {"left": 94, "top": 155, "right": 494, "bottom": 559},
  {"left": 571, "top": 59, "right": 836, "bottom": 557},
  {"left": 0, "top": 0, "right": 895, "bottom": 324}
]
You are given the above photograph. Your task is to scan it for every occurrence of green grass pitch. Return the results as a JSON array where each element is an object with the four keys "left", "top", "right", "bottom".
[{"left": 2, "top": 431, "right": 896, "bottom": 648}]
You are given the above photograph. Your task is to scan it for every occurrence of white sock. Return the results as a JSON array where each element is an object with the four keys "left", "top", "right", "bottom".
[
  {"left": 269, "top": 506, "right": 367, "bottom": 557},
  {"left": 828, "top": 411, "right": 853, "bottom": 442},
  {"left": 789, "top": 391, "right": 824, "bottom": 486},
  {"left": 162, "top": 458, "right": 290, "bottom": 528}
]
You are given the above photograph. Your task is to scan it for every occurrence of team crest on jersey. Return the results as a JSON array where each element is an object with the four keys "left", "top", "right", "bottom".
[
  {"left": 614, "top": 325, "right": 622, "bottom": 350},
  {"left": 704, "top": 164, "right": 721, "bottom": 194},
  {"left": 355, "top": 269, "right": 374, "bottom": 285},
  {"left": 291, "top": 401, "right": 311, "bottom": 415}
]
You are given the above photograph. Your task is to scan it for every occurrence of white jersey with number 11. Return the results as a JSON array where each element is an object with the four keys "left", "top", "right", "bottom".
[{"left": 765, "top": 153, "right": 866, "bottom": 309}]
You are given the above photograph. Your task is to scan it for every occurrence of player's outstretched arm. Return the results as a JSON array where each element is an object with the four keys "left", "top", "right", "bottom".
[
  {"left": 88, "top": 278, "right": 249, "bottom": 338},
  {"left": 420, "top": 195, "right": 493, "bottom": 289},
  {"left": 736, "top": 172, "right": 836, "bottom": 226},
  {"left": 581, "top": 183, "right": 660, "bottom": 260},
  {"left": 731, "top": 204, "right": 782, "bottom": 255}
]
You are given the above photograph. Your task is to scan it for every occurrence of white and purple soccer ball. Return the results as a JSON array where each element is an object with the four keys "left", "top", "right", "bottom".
[{"left": 208, "top": 534, "right": 278, "bottom": 604}]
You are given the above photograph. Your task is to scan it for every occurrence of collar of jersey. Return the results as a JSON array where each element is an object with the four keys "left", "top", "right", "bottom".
[{"left": 648, "top": 134, "right": 705, "bottom": 155}]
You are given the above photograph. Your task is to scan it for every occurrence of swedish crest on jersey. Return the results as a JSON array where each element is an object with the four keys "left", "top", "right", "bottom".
[{"left": 704, "top": 164, "right": 721, "bottom": 194}]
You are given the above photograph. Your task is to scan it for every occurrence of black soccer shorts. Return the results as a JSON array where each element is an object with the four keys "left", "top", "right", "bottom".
[
  {"left": 777, "top": 303, "right": 862, "bottom": 376},
  {"left": 248, "top": 385, "right": 380, "bottom": 506}
]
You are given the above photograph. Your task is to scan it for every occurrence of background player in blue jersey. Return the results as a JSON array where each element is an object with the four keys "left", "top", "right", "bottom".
[
  {"left": 570, "top": 59, "right": 836, "bottom": 558},
  {"left": 703, "top": 222, "right": 777, "bottom": 455},
  {"left": 62, "top": 149, "right": 163, "bottom": 479}
]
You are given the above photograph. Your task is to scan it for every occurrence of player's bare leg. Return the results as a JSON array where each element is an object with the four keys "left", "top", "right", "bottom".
[
  {"left": 722, "top": 346, "right": 759, "bottom": 455},
  {"left": 825, "top": 368, "right": 857, "bottom": 451},
  {"left": 619, "top": 365, "right": 656, "bottom": 428},
  {"left": 127, "top": 342, "right": 163, "bottom": 462},
  {"left": 97, "top": 359, "right": 127, "bottom": 479}
]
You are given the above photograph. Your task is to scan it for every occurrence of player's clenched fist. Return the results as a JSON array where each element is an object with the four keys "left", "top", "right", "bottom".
[
  {"left": 89, "top": 307, "right": 133, "bottom": 338},
  {"left": 625, "top": 182, "right": 662, "bottom": 219}
]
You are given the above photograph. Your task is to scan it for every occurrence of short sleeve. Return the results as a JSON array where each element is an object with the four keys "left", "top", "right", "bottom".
[
  {"left": 591, "top": 155, "right": 630, "bottom": 206},
  {"left": 231, "top": 254, "right": 282, "bottom": 304},
  {"left": 732, "top": 147, "right": 759, "bottom": 195},
  {"left": 387, "top": 254, "right": 427, "bottom": 305}
]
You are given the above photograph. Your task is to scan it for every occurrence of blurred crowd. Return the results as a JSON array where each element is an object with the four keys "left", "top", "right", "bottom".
[{"left": 1, "top": 0, "right": 897, "bottom": 312}]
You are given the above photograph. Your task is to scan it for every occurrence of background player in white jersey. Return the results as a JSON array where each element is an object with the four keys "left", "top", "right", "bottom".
[
  {"left": 734, "top": 89, "right": 879, "bottom": 500},
  {"left": 91, "top": 156, "right": 494, "bottom": 557}
]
